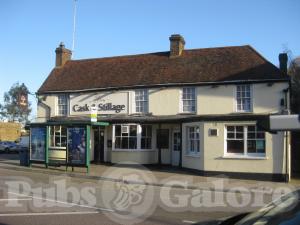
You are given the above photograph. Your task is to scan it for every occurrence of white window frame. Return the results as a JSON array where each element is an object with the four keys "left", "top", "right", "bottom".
[
  {"left": 49, "top": 125, "right": 67, "bottom": 149},
  {"left": 135, "top": 89, "right": 149, "bottom": 113},
  {"left": 186, "top": 126, "right": 200, "bottom": 156},
  {"left": 235, "top": 85, "right": 252, "bottom": 112},
  {"left": 57, "top": 95, "right": 68, "bottom": 116},
  {"left": 141, "top": 125, "right": 152, "bottom": 150},
  {"left": 112, "top": 124, "right": 153, "bottom": 151},
  {"left": 224, "top": 124, "right": 266, "bottom": 158},
  {"left": 181, "top": 87, "right": 196, "bottom": 113}
]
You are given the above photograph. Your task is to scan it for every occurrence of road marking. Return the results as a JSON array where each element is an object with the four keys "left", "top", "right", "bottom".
[
  {"left": 0, "top": 211, "right": 99, "bottom": 217},
  {"left": 0, "top": 198, "right": 31, "bottom": 201},
  {"left": 7, "top": 191, "right": 114, "bottom": 213},
  {"left": 182, "top": 220, "right": 196, "bottom": 224}
]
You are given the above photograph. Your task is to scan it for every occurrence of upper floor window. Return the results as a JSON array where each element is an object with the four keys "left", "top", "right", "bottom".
[
  {"left": 186, "top": 126, "right": 200, "bottom": 155},
  {"left": 236, "top": 85, "right": 252, "bottom": 112},
  {"left": 135, "top": 89, "right": 148, "bottom": 113},
  {"left": 182, "top": 87, "right": 196, "bottom": 113},
  {"left": 57, "top": 95, "right": 68, "bottom": 116},
  {"left": 226, "top": 125, "right": 265, "bottom": 156}
]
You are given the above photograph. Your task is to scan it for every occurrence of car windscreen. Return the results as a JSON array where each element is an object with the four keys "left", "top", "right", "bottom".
[{"left": 235, "top": 190, "right": 300, "bottom": 225}]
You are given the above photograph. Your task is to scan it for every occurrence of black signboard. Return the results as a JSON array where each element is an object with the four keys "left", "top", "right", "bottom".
[{"left": 156, "top": 129, "right": 169, "bottom": 149}]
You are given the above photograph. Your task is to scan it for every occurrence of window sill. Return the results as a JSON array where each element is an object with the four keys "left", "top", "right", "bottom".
[
  {"left": 222, "top": 155, "right": 267, "bottom": 160},
  {"left": 185, "top": 154, "right": 200, "bottom": 158},
  {"left": 178, "top": 112, "right": 196, "bottom": 115}
]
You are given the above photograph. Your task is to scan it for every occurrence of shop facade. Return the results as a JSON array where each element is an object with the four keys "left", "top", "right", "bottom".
[{"left": 31, "top": 35, "right": 291, "bottom": 180}]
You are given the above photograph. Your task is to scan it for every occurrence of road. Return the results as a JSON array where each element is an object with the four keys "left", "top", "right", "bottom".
[{"left": 0, "top": 153, "right": 282, "bottom": 225}]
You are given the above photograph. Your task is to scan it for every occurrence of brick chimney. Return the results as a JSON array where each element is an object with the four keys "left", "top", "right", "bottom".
[
  {"left": 55, "top": 42, "right": 72, "bottom": 67},
  {"left": 279, "top": 53, "right": 288, "bottom": 75},
  {"left": 169, "top": 34, "right": 185, "bottom": 58}
]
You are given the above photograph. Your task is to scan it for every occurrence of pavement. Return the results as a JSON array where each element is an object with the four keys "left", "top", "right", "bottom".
[
  {"left": 0, "top": 153, "right": 299, "bottom": 194},
  {"left": 0, "top": 153, "right": 299, "bottom": 225}
]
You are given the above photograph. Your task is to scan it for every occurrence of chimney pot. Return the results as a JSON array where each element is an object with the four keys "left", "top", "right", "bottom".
[
  {"left": 55, "top": 42, "right": 72, "bottom": 67},
  {"left": 169, "top": 34, "right": 185, "bottom": 58},
  {"left": 279, "top": 53, "right": 288, "bottom": 75}
]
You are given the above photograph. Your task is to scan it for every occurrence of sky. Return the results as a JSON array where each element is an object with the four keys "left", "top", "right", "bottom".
[{"left": 0, "top": 0, "right": 299, "bottom": 121}]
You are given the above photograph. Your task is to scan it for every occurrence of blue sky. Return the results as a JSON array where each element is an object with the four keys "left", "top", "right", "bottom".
[{"left": 0, "top": 0, "right": 299, "bottom": 120}]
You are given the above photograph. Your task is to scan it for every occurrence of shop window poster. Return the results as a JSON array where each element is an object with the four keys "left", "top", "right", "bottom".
[
  {"left": 30, "top": 127, "right": 46, "bottom": 161},
  {"left": 68, "top": 127, "right": 86, "bottom": 165}
]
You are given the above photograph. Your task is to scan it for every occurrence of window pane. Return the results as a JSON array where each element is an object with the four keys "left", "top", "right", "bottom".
[
  {"left": 129, "top": 125, "right": 137, "bottom": 136},
  {"left": 121, "top": 138, "right": 128, "bottom": 149},
  {"left": 129, "top": 137, "right": 137, "bottom": 149},
  {"left": 247, "top": 140, "right": 256, "bottom": 153},
  {"left": 227, "top": 126, "right": 234, "bottom": 132},
  {"left": 115, "top": 137, "right": 121, "bottom": 148},
  {"left": 115, "top": 125, "right": 121, "bottom": 136},
  {"left": 227, "top": 140, "right": 244, "bottom": 153}
]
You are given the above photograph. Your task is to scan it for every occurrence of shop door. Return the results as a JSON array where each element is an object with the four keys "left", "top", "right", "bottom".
[
  {"left": 94, "top": 127, "right": 105, "bottom": 163},
  {"left": 172, "top": 131, "right": 181, "bottom": 166}
]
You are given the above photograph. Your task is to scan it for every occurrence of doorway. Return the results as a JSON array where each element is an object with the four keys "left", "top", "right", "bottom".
[
  {"left": 172, "top": 130, "right": 181, "bottom": 166},
  {"left": 93, "top": 127, "right": 105, "bottom": 163}
]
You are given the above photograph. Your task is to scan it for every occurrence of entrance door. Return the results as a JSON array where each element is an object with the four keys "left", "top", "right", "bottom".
[
  {"left": 172, "top": 131, "right": 181, "bottom": 166},
  {"left": 93, "top": 127, "right": 105, "bottom": 163}
]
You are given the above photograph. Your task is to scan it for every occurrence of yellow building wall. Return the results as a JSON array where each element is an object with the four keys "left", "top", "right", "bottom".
[{"left": 0, "top": 122, "right": 21, "bottom": 141}]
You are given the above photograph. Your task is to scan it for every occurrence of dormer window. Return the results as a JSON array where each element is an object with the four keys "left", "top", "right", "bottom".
[
  {"left": 135, "top": 89, "right": 148, "bottom": 113},
  {"left": 57, "top": 95, "right": 68, "bottom": 116}
]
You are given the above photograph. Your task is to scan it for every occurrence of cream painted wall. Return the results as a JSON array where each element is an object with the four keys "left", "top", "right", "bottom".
[
  {"left": 203, "top": 122, "right": 285, "bottom": 174},
  {"left": 197, "top": 82, "right": 288, "bottom": 115},
  {"left": 111, "top": 151, "right": 158, "bottom": 164},
  {"left": 181, "top": 121, "right": 285, "bottom": 174},
  {"left": 36, "top": 82, "right": 289, "bottom": 119},
  {"left": 253, "top": 83, "right": 288, "bottom": 114},
  {"left": 149, "top": 88, "right": 180, "bottom": 115},
  {"left": 37, "top": 95, "right": 57, "bottom": 122}
]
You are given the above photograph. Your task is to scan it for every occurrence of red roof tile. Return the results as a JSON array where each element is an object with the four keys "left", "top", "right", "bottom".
[{"left": 38, "top": 45, "right": 286, "bottom": 93}]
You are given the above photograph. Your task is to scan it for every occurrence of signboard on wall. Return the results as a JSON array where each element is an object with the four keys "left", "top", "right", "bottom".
[
  {"left": 90, "top": 106, "right": 97, "bottom": 122},
  {"left": 30, "top": 127, "right": 46, "bottom": 161},
  {"left": 70, "top": 92, "right": 128, "bottom": 115},
  {"left": 67, "top": 127, "right": 86, "bottom": 165}
]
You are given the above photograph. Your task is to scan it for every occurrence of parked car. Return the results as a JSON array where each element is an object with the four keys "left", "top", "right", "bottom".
[
  {"left": 19, "top": 136, "right": 29, "bottom": 149},
  {"left": 0, "top": 141, "right": 19, "bottom": 153},
  {"left": 194, "top": 189, "right": 300, "bottom": 225}
]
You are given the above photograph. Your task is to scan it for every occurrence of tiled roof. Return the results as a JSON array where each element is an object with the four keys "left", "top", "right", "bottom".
[{"left": 38, "top": 45, "right": 287, "bottom": 93}]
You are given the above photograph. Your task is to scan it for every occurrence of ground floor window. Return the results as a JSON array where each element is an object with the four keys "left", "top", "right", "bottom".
[
  {"left": 186, "top": 126, "right": 200, "bottom": 155},
  {"left": 141, "top": 125, "right": 152, "bottom": 149},
  {"left": 115, "top": 125, "right": 138, "bottom": 149},
  {"left": 226, "top": 125, "right": 265, "bottom": 156},
  {"left": 50, "top": 126, "right": 67, "bottom": 148},
  {"left": 113, "top": 124, "right": 152, "bottom": 150}
]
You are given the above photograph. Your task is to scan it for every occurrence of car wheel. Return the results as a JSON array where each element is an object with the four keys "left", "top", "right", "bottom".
[{"left": 5, "top": 148, "right": 9, "bottom": 153}]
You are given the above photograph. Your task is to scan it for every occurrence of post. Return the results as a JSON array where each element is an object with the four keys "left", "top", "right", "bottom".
[
  {"left": 86, "top": 125, "right": 90, "bottom": 174},
  {"left": 158, "top": 124, "right": 161, "bottom": 165},
  {"left": 45, "top": 126, "right": 49, "bottom": 168},
  {"left": 179, "top": 123, "right": 183, "bottom": 168}
]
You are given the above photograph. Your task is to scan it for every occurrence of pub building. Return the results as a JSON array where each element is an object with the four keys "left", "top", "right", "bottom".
[{"left": 30, "top": 34, "right": 290, "bottom": 180}]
